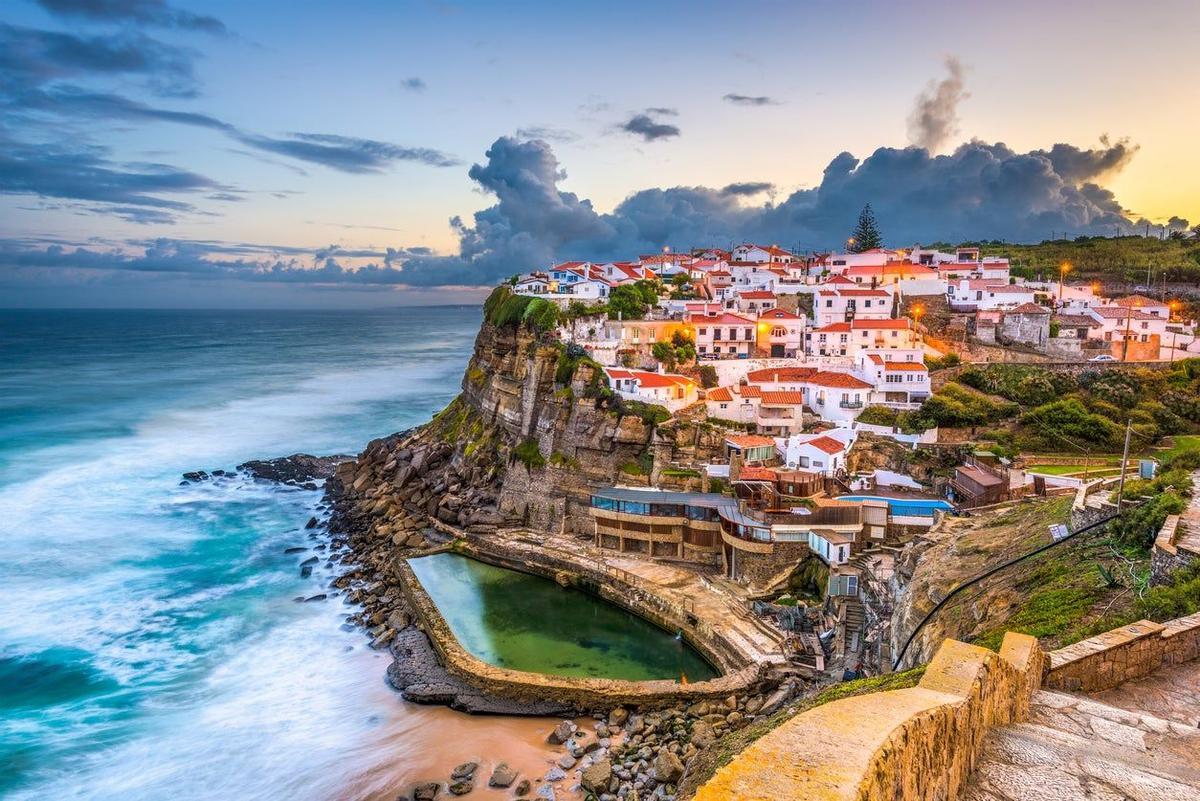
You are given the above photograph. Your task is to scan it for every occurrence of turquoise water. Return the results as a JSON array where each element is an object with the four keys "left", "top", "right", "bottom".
[
  {"left": 836, "top": 495, "right": 953, "bottom": 517},
  {"left": 409, "top": 553, "right": 717, "bottom": 682},
  {"left": 0, "top": 308, "right": 480, "bottom": 800}
]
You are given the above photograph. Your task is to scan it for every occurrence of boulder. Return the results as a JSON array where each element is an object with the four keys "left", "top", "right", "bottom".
[
  {"left": 689, "top": 721, "right": 716, "bottom": 750},
  {"left": 513, "top": 779, "right": 531, "bottom": 796},
  {"left": 447, "top": 780, "right": 472, "bottom": 796},
  {"left": 547, "top": 720, "right": 574, "bottom": 745},
  {"left": 653, "top": 749, "right": 683, "bottom": 784},
  {"left": 607, "top": 707, "right": 629, "bottom": 728},
  {"left": 487, "top": 763, "right": 517, "bottom": 788},
  {"left": 450, "top": 762, "right": 477, "bottom": 780},
  {"left": 412, "top": 782, "right": 440, "bottom": 800},
  {"left": 580, "top": 760, "right": 612, "bottom": 794},
  {"left": 556, "top": 754, "right": 576, "bottom": 770}
]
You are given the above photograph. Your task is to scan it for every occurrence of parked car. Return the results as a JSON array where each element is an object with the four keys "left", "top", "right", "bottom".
[{"left": 1089, "top": 354, "right": 1117, "bottom": 362}]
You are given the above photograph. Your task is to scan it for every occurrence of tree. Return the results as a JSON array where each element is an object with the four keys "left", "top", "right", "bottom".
[
  {"left": 607, "top": 285, "right": 649, "bottom": 320},
  {"left": 698, "top": 364, "right": 719, "bottom": 388},
  {"left": 849, "top": 204, "right": 883, "bottom": 252}
]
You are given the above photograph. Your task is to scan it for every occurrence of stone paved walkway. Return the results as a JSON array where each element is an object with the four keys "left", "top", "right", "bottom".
[
  {"left": 964, "top": 689, "right": 1200, "bottom": 800},
  {"left": 1089, "top": 658, "right": 1200, "bottom": 727}
]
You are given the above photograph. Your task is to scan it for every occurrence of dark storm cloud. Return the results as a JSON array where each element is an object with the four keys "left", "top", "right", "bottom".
[
  {"left": 722, "top": 94, "right": 778, "bottom": 106},
  {"left": 620, "top": 113, "right": 680, "bottom": 142},
  {"left": 0, "top": 22, "right": 198, "bottom": 96},
  {"left": 721, "top": 182, "right": 774, "bottom": 196},
  {"left": 907, "top": 56, "right": 968, "bottom": 152},
  {"left": 34, "top": 0, "right": 227, "bottom": 34}
]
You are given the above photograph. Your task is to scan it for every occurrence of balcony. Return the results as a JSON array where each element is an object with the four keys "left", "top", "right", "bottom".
[{"left": 839, "top": 399, "right": 863, "bottom": 409}]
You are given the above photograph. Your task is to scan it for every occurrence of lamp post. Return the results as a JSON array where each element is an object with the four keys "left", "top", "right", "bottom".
[
  {"left": 1169, "top": 300, "right": 1181, "bottom": 362},
  {"left": 1058, "top": 262, "right": 1071, "bottom": 306},
  {"left": 912, "top": 304, "right": 924, "bottom": 347}
]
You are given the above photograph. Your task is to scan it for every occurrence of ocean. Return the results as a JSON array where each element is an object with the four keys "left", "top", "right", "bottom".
[{"left": 0, "top": 308, "right": 571, "bottom": 801}]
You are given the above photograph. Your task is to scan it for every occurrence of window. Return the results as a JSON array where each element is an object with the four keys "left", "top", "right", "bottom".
[
  {"left": 744, "top": 328, "right": 753, "bottom": 341},
  {"left": 864, "top": 300, "right": 872, "bottom": 308},
  {"left": 719, "top": 402, "right": 728, "bottom": 409},
  {"left": 825, "top": 299, "right": 833, "bottom": 308},
  {"left": 714, "top": 328, "right": 722, "bottom": 340},
  {"left": 839, "top": 334, "right": 848, "bottom": 343},
  {"left": 698, "top": 327, "right": 707, "bottom": 336}
]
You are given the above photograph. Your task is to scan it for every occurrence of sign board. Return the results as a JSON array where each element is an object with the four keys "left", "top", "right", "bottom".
[
  {"left": 1049, "top": 523, "right": 1070, "bottom": 542},
  {"left": 1139, "top": 460, "right": 1157, "bottom": 480}
]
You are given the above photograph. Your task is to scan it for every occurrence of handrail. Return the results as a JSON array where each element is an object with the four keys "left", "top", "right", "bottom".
[{"left": 891, "top": 510, "right": 1120, "bottom": 670}]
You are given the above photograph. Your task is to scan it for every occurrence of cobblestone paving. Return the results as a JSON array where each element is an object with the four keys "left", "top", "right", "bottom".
[{"left": 963, "top": 690, "right": 1200, "bottom": 800}]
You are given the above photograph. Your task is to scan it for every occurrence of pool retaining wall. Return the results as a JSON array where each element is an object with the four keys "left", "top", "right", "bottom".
[{"left": 397, "top": 548, "right": 771, "bottom": 710}]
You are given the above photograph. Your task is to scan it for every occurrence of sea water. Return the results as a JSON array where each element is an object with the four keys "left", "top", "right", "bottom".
[{"left": 0, "top": 308, "right": 570, "bottom": 801}]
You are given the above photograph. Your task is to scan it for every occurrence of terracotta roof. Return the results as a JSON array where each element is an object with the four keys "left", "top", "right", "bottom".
[
  {"left": 1055, "top": 314, "right": 1100, "bottom": 328},
  {"left": 706, "top": 386, "right": 734, "bottom": 401},
  {"left": 1093, "top": 307, "right": 1159, "bottom": 321},
  {"left": 689, "top": 313, "right": 755, "bottom": 325},
  {"left": 1007, "top": 303, "right": 1050, "bottom": 315},
  {"left": 822, "top": 275, "right": 856, "bottom": 285},
  {"left": 759, "top": 391, "right": 805, "bottom": 405},
  {"left": 746, "top": 367, "right": 819, "bottom": 383},
  {"left": 813, "top": 318, "right": 913, "bottom": 333},
  {"left": 845, "top": 263, "right": 937, "bottom": 277},
  {"left": 736, "top": 466, "right": 777, "bottom": 481},
  {"left": 880, "top": 361, "right": 929, "bottom": 371},
  {"left": 818, "top": 288, "right": 891, "bottom": 297},
  {"left": 629, "top": 371, "right": 694, "bottom": 389},
  {"left": 807, "top": 372, "right": 873, "bottom": 389},
  {"left": 988, "top": 285, "right": 1035, "bottom": 294},
  {"left": 759, "top": 308, "right": 802, "bottom": 320},
  {"left": 737, "top": 290, "right": 776, "bottom": 300},
  {"left": 804, "top": 435, "right": 846, "bottom": 455},
  {"left": 739, "top": 386, "right": 762, "bottom": 398},
  {"left": 814, "top": 322, "right": 852, "bottom": 333},
  {"left": 725, "top": 434, "right": 777, "bottom": 449}
]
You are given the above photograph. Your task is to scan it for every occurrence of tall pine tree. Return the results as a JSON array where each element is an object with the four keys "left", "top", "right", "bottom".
[{"left": 848, "top": 204, "right": 882, "bottom": 252}]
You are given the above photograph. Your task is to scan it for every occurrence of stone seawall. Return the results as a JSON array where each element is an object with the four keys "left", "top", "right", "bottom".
[
  {"left": 396, "top": 551, "right": 768, "bottom": 711},
  {"left": 1044, "top": 612, "right": 1200, "bottom": 693},
  {"left": 695, "top": 632, "right": 1043, "bottom": 801}
]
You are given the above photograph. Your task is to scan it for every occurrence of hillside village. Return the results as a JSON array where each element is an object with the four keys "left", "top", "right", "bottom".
[{"left": 493, "top": 232, "right": 1200, "bottom": 678}]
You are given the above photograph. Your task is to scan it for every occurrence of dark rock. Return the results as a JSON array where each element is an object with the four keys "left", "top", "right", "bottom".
[
  {"left": 450, "top": 762, "right": 477, "bottom": 780},
  {"left": 652, "top": 750, "right": 683, "bottom": 783},
  {"left": 284, "top": 547, "right": 307, "bottom": 554},
  {"left": 181, "top": 471, "right": 209, "bottom": 483},
  {"left": 447, "top": 780, "right": 472, "bottom": 796},
  {"left": 487, "top": 763, "right": 517, "bottom": 788},
  {"left": 547, "top": 720, "right": 574, "bottom": 745},
  {"left": 238, "top": 453, "right": 353, "bottom": 486},
  {"left": 412, "top": 782, "right": 440, "bottom": 801},
  {"left": 581, "top": 760, "right": 612, "bottom": 794},
  {"left": 302, "top": 594, "right": 327, "bottom": 603},
  {"left": 513, "top": 779, "right": 531, "bottom": 796},
  {"left": 305, "top": 517, "right": 319, "bottom": 529}
]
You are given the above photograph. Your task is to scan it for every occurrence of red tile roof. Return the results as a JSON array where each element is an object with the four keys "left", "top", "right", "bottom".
[
  {"left": 807, "top": 372, "right": 873, "bottom": 389},
  {"left": 759, "top": 391, "right": 805, "bottom": 405},
  {"left": 1007, "top": 303, "right": 1051, "bottom": 315},
  {"left": 759, "top": 308, "right": 802, "bottom": 320},
  {"left": 689, "top": 313, "right": 755, "bottom": 326},
  {"left": 737, "top": 290, "right": 776, "bottom": 300},
  {"left": 706, "top": 386, "right": 734, "bottom": 401},
  {"left": 746, "top": 367, "right": 819, "bottom": 383},
  {"left": 736, "top": 466, "right": 778, "bottom": 481},
  {"left": 881, "top": 361, "right": 928, "bottom": 372},
  {"left": 805, "top": 435, "right": 846, "bottom": 455},
  {"left": 1112, "top": 294, "right": 1165, "bottom": 308},
  {"left": 725, "top": 434, "right": 777, "bottom": 449}
]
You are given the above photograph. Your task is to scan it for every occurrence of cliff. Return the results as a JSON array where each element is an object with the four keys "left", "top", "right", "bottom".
[{"left": 326, "top": 299, "right": 725, "bottom": 552}]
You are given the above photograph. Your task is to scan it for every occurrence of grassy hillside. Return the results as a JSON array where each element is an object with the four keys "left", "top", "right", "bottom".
[{"left": 927, "top": 236, "right": 1200, "bottom": 286}]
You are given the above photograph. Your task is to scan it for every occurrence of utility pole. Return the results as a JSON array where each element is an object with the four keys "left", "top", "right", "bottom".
[
  {"left": 1122, "top": 308, "right": 1132, "bottom": 361},
  {"left": 1116, "top": 419, "right": 1133, "bottom": 513}
]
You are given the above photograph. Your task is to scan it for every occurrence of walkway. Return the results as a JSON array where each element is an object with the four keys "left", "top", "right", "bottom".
[
  {"left": 965, "top": 686, "right": 1200, "bottom": 800},
  {"left": 1089, "top": 658, "right": 1200, "bottom": 727}
]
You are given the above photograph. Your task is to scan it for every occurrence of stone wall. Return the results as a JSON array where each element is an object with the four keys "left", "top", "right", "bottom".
[
  {"left": 694, "top": 633, "right": 1044, "bottom": 801},
  {"left": 1151, "top": 513, "right": 1199, "bottom": 585},
  {"left": 397, "top": 551, "right": 769, "bottom": 710},
  {"left": 1044, "top": 612, "right": 1200, "bottom": 693}
]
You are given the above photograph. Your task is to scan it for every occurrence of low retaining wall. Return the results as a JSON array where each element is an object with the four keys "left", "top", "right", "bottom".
[
  {"left": 1151, "top": 513, "right": 1199, "bottom": 585},
  {"left": 1043, "top": 612, "right": 1200, "bottom": 693},
  {"left": 695, "top": 632, "right": 1043, "bottom": 801},
  {"left": 397, "top": 551, "right": 768, "bottom": 711}
]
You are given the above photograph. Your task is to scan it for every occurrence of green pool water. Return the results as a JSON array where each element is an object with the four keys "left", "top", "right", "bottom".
[{"left": 408, "top": 552, "right": 719, "bottom": 682}]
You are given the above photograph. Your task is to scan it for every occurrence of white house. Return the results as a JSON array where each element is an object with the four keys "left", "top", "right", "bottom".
[
  {"left": 755, "top": 391, "right": 805, "bottom": 436},
  {"left": 732, "top": 290, "right": 777, "bottom": 315},
  {"left": 731, "top": 244, "right": 797, "bottom": 265},
  {"left": 1111, "top": 294, "right": 1170, "bottom": 319},
  {"left": 705, "top": 384, "right": 761, "bottom": 424},
  {"left": 857, "top": 354, "right": 931, "bottom": 407},
  {"left": 605, "top": 369, "right": 698, "bottom": 412},
  {"left": 691, "top": 312, "right": 756, "bottom": 358},
  {"left": 813, "top": 287, "right": 894, "bottom": 327},
  {"left": 946, "top": 278, "right": 1033, "bottom": 311},
  {"left": 756, "top": 307, "right": 806, "bottom": 358},
  {"left": 844, "top": 262, "right": 943, "bottom": 295},
  {"left": 513, "top": 275, "right": 550, "bottom": 295},
  {"left": 728, "top": 264, "right": 779, "bottom": 293},
  {"left": 804, "top": 372, "right": 875, "bottom": 423},
  {"left": 1088, "top": 307, "right": 1169, "bottom": 344},
  {"left": 808, "top": 318, "right": 919, "bottom": 359},
  {"left": 785, "top": 434, "right": 849, "bottom": 476}
]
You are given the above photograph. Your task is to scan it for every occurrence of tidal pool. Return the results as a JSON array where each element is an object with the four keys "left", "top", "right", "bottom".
[{"left": 408, "top": 552, "right": 718, "bottom": 682}]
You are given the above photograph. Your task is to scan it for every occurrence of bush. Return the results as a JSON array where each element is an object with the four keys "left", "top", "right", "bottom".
[
  {"left": 512, "top": 438, "right": 546, "bottom": 469},
  {"left": 483, "top": 286, "right": 561, "bottom": 332},
  {"left": 913, "top": 383, "right": 1018, "bottom": 428},
  {"left": 925, "top": 352, "right": 962, "bottom": 371},
  {"left": 698, "top": 364, "right": 718, "bottom": 388}
]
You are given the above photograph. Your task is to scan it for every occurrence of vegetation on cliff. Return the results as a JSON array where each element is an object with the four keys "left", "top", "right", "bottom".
[{"left": 970, "top": 235, "right": 1200, "bottom": 285}]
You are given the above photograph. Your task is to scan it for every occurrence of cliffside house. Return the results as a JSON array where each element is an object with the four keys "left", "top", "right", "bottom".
[
  {"left": 691, "top": 312, "right": 756, "bottom": 358},
  {"left": 724, "top": 434, "right": 778, "bottom": 464},
  {"left": 604, "top": 368, "right": 697, "bottom": 412},
  {"left": 808, "top": 318, "right": 919, "bottom": 359},
  {"left": 950, "top": 458, "right": 1009, "bottom": 507},
  {"left": 756, "top": 307, "right": 806, "bottom": 358},
  {"left": 813, "top": 288, "right": 894, "bottom": 328}
]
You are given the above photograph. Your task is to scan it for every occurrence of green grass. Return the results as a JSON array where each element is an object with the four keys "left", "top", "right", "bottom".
[
  {"left": 1026, "top": 464, "right": 1123, "bottom": 477},
  {"left": 1157, "top": 435, "right": 1200, "bottom": 461}
]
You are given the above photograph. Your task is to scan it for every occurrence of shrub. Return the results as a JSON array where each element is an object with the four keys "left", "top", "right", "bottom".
[
  {"left": 925, "top": 352, "right": 962, "bottom": 371},
  {"left": 512, "top": 438, "right": 546, "bottom": 469},
  {"left": 698, "top": 364, "right": 718, "bottom": 388}
]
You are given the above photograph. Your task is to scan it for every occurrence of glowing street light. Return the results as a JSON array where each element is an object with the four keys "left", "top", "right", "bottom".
[{"left": 1058, "top": 262, "right": 1071, "bottom": 304}]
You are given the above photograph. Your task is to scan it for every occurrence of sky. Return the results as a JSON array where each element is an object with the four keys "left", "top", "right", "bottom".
[{"left": 1, "top": 0, "right": 1198, "bottom": 308}]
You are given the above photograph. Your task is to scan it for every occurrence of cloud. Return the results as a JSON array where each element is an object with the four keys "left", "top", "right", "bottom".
[
  {"left": 234, "top": 132, "right": 460, "bottom": 172},
  {"left": 722, "top": 93, "right": 778, "bottom": 106},
  {"left": 721, "top": 182, "right": 774, "bottom": 196},
  {"left": 906, "top": 57, "right": 969, "bottom": 152},
  {"left": 400, "top": 76, "right": 426, "bottom": 91},
  {"left": 1, "top": 136, "right": 1177, "bottom": 291},
  {"left": 620, "top": 112, "right": 680, "bottom": 142},
  {"left": 0, "top": 133, "right": 222, "bottom": 220},
  {"left": 34, "top": 0, "right": 227, "bottom": 35},
  {"left": 515, "top": 125, "right": 579, "bottom": 143},
  {"left": 0, "top": 22, "right": 199, "bottom": 96}
]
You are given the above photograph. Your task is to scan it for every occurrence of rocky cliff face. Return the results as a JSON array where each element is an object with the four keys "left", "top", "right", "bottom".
[{"left": 326, "top": 316, "right": 723, "bottom": 551}]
